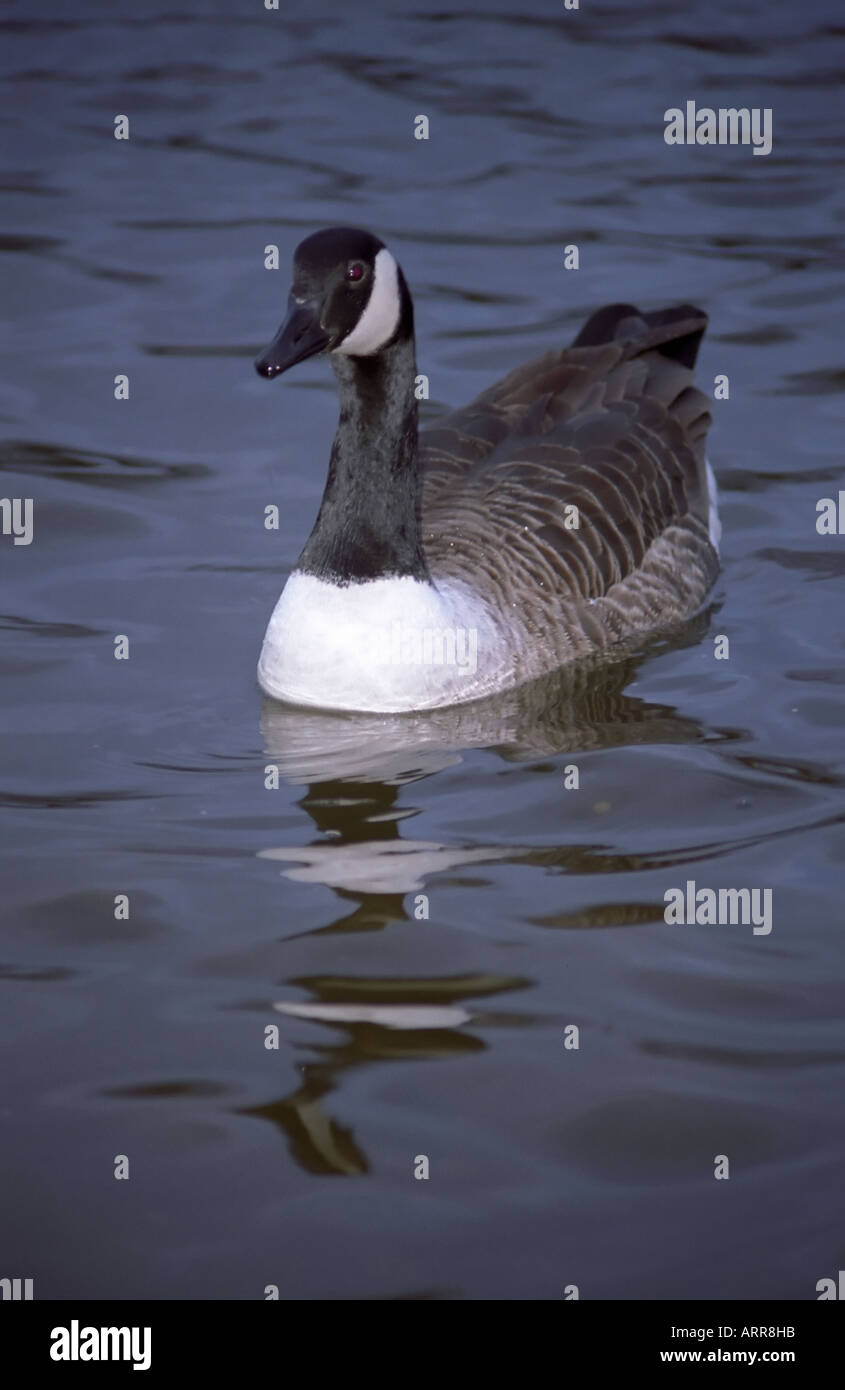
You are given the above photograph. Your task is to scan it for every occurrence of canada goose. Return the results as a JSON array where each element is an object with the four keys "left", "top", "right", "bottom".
[{"left": 254, "top": 227, "right": 720, "bottom": 713}]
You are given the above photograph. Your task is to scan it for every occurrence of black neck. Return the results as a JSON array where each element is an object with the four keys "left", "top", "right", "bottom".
[{"left": 296, "top": 332, "right": 429, "bottom": 585}]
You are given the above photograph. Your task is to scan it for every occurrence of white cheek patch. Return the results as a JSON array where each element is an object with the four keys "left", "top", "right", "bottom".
[{"left": 334, "top": 247, "right": 402, "bottom": 356}]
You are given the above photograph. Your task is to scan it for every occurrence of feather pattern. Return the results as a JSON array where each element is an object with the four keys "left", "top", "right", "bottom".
[{"left": 419, "top": 304, "right": 719, "bottom": 683}]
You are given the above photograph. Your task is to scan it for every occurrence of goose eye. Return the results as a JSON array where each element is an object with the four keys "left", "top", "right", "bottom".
[{"left": 346, "top": 262, "right": 365, "bottom": 282}]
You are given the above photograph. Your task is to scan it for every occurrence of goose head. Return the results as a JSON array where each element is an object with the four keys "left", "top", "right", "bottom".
[{"left": 254, "top": 227, "right": 412, "bottom": 379}]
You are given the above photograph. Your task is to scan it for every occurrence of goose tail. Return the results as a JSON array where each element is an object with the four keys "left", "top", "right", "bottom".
[
  {"left": 572, "top": 301, "right": 716, "bottom": 543},
  {"left": 572, "top": 301, "right": 707, "bottom": 370}
]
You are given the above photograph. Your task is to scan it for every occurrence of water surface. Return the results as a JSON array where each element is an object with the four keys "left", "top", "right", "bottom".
[{"left": 1, "top": 0, "right": 844, "bottom": 1299}]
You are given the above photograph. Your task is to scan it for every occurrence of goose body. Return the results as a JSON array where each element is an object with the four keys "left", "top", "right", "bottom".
[{"left": 254, "top": 228, "right": 720, "bottom": 712}]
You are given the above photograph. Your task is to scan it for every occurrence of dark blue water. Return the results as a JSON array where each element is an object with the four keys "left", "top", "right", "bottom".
[{"left": 1, "top": 0, "right": 844, "bottom": 1299}]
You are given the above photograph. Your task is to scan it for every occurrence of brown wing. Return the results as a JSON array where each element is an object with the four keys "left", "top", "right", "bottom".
[{"left": 419, "top": 306, "right": 717, "bottom": 649}]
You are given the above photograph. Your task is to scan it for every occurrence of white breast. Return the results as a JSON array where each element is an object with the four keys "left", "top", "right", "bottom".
[{"left": 257, "top": 571, "right": 505, "bottom": 711}]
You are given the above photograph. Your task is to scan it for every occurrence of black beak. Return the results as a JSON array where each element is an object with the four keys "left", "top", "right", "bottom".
[{"left": 254, "top": 296, "right": 331, "bottom": 378}]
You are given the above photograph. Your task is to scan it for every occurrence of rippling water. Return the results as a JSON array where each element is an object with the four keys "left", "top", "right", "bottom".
[{"left": 2, "top": 0, "right": 844, "bottom": 1299}]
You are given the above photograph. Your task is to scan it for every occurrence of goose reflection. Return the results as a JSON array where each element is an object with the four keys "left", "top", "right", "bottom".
[
  {"left": 258, "top": 626, "right": 723, "bottom": 905},
  {"left": 260, "top": 625, "right": 716, "bottom": 787},
  {"left": 241, "top": 972, "right": 529, "bottom": 1177},
  {"left": 249, "top": 626, "right": 733, "bottom": 1176}
]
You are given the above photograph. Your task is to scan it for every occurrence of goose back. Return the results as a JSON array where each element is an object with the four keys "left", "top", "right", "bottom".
[{"left": 420, "top": 303, "right": 719, "bottom": 678}]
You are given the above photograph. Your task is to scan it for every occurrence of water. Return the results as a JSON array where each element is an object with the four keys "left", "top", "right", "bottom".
[{"left": 1, "top": 0, "right": 844, "bottom": 1299}]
